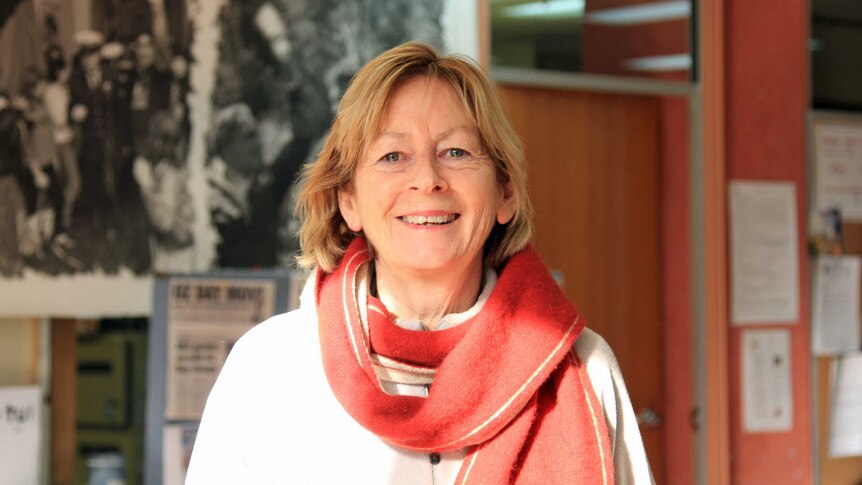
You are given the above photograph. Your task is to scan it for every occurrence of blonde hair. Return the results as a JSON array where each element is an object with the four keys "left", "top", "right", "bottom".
[{"left": 295, "top": 42, "right": 533, "bottom": 272}]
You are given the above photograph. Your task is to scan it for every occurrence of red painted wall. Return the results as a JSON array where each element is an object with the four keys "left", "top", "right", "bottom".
[
  {"left": 661, "top": 96, "right": 694, "bottom": 485},
  {"left": 579, "top": 0, "right": 813, "bottom": 480},
  {"left": 724, "top": 0, "right": 813, "bottom": 482}
]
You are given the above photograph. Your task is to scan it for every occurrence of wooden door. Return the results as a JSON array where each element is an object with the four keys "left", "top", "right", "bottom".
[{"left": 499, "top": 85, "right": 665, "bottom": 482}]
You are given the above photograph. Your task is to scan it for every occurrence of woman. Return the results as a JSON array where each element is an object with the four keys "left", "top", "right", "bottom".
[
  {"left": 187, "top": 42, "right": 653, "bottom": 484},
  {"left": 133, "top": 111, "right": 194, "bottom": 272}
]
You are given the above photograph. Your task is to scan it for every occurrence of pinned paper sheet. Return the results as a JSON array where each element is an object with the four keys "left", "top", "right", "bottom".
[
  {"left": 812, "top": 256, "right": 862, "bottom": 355},
  {"left": 742, "top": 329, "right": 793, "bottom": 433},
  {"left": 729, "top": 181, "right": 800, "bottom": 325},
  {"left": 813, "top": 121, "right": 862, "bottom": 221},
  {"left": 0, "top": 387, "right": 42, "bottom": 485},
  {"left": 829, "top": 352, "right": 862, "bottom": 457}
]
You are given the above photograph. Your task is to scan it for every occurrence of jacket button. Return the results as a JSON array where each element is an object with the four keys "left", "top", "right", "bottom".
[{"left": 430, "top": 453, "right": 441, "bottom": 465}]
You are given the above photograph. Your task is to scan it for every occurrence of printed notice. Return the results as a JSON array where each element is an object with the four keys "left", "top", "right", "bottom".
[
  {"left": 165, "top": 278, "right": 275, "bottom": 420},
  {"left": 814, "top": 121, "right": 862, "bottom": 221},
  {"left": 729, "top": 181, "right": 799, "bottom": 324},
  {"left": 829, "top": 352, "right": 862, "bottom": 457},
  {"left": 812, "top": 256, "right": 862, "bottom": 355},
  {"left": 0, "top": 386, "right": 42, "bottom": 485},
  {"left": 742, "top": 329, "right": 793, "bottom": 433}
]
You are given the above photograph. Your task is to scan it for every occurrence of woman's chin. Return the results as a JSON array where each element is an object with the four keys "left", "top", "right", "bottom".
[{"left": 381, "top": 248, "right": 480, "bottom": 278}]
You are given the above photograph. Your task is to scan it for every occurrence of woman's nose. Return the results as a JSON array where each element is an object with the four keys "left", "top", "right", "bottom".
[{"left": 409, "top": 154, "right": 448, "bottom": 193}]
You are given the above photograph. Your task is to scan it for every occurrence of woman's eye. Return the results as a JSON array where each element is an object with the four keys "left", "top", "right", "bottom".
[
  {"left": 444, "top": 148, "right": 467, "bottom": 158},
  {"left": 381, "top": 152, "right": 402, "bottom": 162}
]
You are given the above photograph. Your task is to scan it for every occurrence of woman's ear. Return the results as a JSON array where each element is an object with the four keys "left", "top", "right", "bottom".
[
  {"left": 496, "top": 180, "right": 517, "bottom": 225},
  {"left": 338, "top": 186, "right": 363, "bottom": 232}
]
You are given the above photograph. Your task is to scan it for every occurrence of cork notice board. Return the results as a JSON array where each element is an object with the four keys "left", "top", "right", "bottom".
[{"left": 812, "top": 112, "right": 862, "bottom": 485}]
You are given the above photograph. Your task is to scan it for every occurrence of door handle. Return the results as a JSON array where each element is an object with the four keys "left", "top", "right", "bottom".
[{"left": 637, "top": 407, "right": 663, "bottom": 428}]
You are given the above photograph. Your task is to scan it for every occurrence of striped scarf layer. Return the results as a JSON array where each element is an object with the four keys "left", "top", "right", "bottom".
[{"left": 316, "top": 238, "right": 615, "bottom": 484}]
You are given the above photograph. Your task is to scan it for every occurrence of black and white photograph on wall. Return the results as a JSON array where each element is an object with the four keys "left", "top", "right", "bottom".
[
  {"left": 0, "top": 0, "right": 471, "bottom": 315},
  {"left": 0, "top": 0, "right": 195, "bottom": 280}
]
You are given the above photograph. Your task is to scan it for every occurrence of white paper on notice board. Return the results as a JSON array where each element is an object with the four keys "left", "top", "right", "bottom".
[
  {"left": 814, "top": 121, "right": 862, "bottom": 221},
  {"left": 829, "top": 352, "right": 862, "bottom": 457},
  {"left": 729, "top": 181, "right": 799, "bottom": 324},
  {"left": 812, "top": 255, "right": 862, "bottom": 355},
  {"left": 742, "top": 329, "right": 793, "bottom": 433},
  {"left": 0, "top": 386, "right": 42, "bottom": 485}
]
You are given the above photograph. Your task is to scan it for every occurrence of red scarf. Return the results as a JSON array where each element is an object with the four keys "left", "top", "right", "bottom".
[{"left": 316, "top": 238, "right": 614, "bottom": 484}]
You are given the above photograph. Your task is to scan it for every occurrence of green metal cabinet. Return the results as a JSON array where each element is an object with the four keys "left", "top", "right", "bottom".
[{"left": 75, "top": 330, "right": 147, "bottom": 485}]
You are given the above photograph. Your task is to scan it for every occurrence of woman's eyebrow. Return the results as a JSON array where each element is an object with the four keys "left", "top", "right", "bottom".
[
  {"left": 374, "top": 131, "right": 408, "bottom": 141},
  {"left": 375, "top": 125, "right": 476, "bottom": 140},
  {"left": 434, "top": 125, "right": 476, "bottom": 142}
]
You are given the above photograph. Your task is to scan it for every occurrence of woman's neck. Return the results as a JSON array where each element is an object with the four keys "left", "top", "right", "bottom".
[{"left": 373, "top": 258, "right": 484, "bottom": 330}]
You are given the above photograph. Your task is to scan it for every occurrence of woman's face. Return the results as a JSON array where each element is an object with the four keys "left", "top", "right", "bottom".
[
  {"left": 135, "top": 36, "right": 156, "bottom": 69},
  {"left": 338, "top": 76, "right": 516, "bottom": 278}
]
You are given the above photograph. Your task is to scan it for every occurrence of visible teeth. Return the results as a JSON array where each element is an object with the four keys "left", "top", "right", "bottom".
[{"left": 401, "top": 214, "right": 456, "bottom": 225}]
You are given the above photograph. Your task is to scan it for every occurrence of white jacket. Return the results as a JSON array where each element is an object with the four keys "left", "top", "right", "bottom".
[{"left": 186, "top": 274, "right": 655, "bottom": 484}]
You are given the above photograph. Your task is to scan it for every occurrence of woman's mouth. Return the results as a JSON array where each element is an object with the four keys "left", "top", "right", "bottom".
[{"left": 398, "top": 214, "right": 459, "bottom": 225}]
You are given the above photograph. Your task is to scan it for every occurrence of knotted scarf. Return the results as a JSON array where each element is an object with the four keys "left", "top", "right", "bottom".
[{"left": 316, "top": 238, "right": 615, "bottom": 484}]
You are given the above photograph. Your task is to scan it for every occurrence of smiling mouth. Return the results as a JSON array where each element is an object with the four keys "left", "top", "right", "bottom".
[{"left": 398, "top": 214, "right": 459, "bottom": 225}]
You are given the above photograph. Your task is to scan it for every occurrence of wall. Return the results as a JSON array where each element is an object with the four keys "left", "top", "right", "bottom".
[
  {"left": 723, "top": 0, "right": 813, "bottom": 482},
  {"left": 0, "top": 318, "right": 39, "bottom": 385},
  {"left": 661, "top": 95, "right": 694, "bottom": 485}
]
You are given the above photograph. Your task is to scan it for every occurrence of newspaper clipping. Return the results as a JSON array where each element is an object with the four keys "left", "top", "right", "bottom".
[{"left": 166, "top": 278, "right": 275, "bottom": 420}]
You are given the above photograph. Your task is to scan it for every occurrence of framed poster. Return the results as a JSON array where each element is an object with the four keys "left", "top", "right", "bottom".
[{"left": 144, "top": 270, "right": 296, "bottom": 485}]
